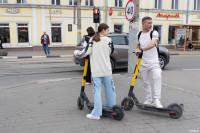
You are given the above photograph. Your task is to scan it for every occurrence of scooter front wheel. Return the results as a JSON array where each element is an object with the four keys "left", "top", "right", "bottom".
[
  {"left": 112, "top": 106, "right": 124, "bottom": 121},
  {"left": 121, "top": 97, "right": 134, "bottom": 111},
  {"left": 77, "top": 97, "right": 84, "bottom": 110},
  {"left": 168, "top": 104, "right": 183, "bottom": 119}
]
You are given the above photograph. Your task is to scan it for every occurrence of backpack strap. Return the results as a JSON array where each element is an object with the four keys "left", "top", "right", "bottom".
[
  {"left": 150, "top": 30, "right": 153, "bottom": 40},
  {"left": 150, "top": 30, "right": 159, "bottom": 56},
  {"left": 138, "top": 31, "right": 143, "bottom": 43}
]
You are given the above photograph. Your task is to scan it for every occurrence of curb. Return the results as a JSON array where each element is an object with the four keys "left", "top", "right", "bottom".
[
  {"left": 170, "top": 53, "right": 200, "bottom": 55},
  {"left": 0, "top": 55, "right": 73, "bottom": 59}
]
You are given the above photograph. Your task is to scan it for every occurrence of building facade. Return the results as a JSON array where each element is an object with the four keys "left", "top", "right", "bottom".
[
  {"left": 0, "top": 0, "right": 130, "bottom": 48},
  {"left": 0, "top": 0, "right": 200, "bottom": 48},
  {"left": 141, "top": 0, "right": 200, "bottom": 45}
]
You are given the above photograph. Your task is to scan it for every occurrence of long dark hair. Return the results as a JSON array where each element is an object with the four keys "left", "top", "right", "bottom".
[
  {"left": 86, "top": 27, "right": 95, "bottom": 36},
  {"left": 92, "top": 23, "right": 109, "bottom": 42}
]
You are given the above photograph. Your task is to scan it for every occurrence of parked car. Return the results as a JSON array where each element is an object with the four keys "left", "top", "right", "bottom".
[{"left": 74, "top": 33, "right": 170, "bottom": 70}]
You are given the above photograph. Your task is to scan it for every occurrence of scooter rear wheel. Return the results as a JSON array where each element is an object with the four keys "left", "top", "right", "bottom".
[
  {"left": 112, "top": 106, "right": 124, "bottom": 121},
  {"left": 77, "top": 97, "right": 84, "bottom": 110},
  {"left": 121, "top": 97, "right": 134, "bottom": 111},
  {"left": 168, "top": 104, "right": 183, "bottom": 119}
]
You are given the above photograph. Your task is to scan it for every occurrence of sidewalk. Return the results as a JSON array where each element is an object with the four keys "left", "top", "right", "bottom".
[
  {"left": 0, "top": 48, "right": 200, "bottom": 59},
  {"left": 169, "top": 49, "right": 200, "bottom": 55},
  {"left": 0, "top": 49, "right": 74, "bottom": 59},
  {"left": 0, "top": 73, "right": 199, "bottom": 133}
]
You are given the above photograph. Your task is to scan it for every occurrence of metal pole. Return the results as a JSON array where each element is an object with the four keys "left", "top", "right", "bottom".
[
  {"left": 105, "top": 0, "right": 107, "bottom": 24},
  {"left": 77, "top": 0, "right": 81, "bottom": 44},
  {"left": 128, "top": 0, "right": 140, "bottom": 75},
  {"left": 186, "top": 0, "right": 189, "bottom": 24},
  {"left": 95, "top": 23, "right": 97, "bottom": 32}
]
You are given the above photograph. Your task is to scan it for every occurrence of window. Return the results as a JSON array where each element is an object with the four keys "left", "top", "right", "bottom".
[
  {"left": 17, "top": 0, "right": 26, "bottom": 4},
  {"left": 115, "top": 0, "right": 123, "bottom": 7},
  {"left": 69, "top": 0, "right": 77, "bottom": 5},
  {"left": 17, "top": 24, "right": 29, "bottom": 43},
  {"left": 114, "top": 25, "right": 123, "bottom": 33},
  {"left": 0, "top": 0, "right": 8, "bottom": 3},
  {"left": 153, "top": 25, "right": 162, "bottom": 43},
  {"left": 110, "top": 36, "right": 126, "bottom": 45},
  {"left": 51, "top": 24, "right": 62, "bottom": 43},
  {"left": 51, "top": 0, "right": 60, "bottom": 5},
  {"left": 0, "top": 24, "right": 10, "bottom": 43},
  {"left": 172, "top": 0, "right": 178, "bottom": 9},
  {"left": 168, "top": 26, "right": 175, "bottom": 44},
  {"left": 85, "top": 0, "right": 93, "bottom": 6},
  {"left": 194, "top": 0, "right": 200, "bottom": 10},
  {"left": 155, "top": 0, "right": 162, "bottom": 9}
]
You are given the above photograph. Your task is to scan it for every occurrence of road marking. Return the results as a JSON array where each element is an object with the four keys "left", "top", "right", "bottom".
[
  {"left": 37, "top": 77, "right": 81, "bottom": 84},
  {"left": 182, "top": 69, "right": 200, "bottom": 71},
  {"left": 162, "top": 83, "right": 200, "bottom": 95}
]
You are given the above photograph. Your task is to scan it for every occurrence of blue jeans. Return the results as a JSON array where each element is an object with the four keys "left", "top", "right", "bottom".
[
  {"left": 91, "top": 75, "right": 116, "bottom": 116},
  {"left": 43, "top": 43, "right": 50, "bottom": 55}
]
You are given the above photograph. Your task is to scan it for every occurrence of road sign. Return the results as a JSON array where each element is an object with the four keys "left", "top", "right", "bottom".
[{"left": 125, "top": 0, "right": 135, "bottom": 21}]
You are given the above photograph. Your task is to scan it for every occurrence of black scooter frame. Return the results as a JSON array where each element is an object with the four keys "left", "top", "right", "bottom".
[
  {"left": 121, "top": 53, "right": 183, "bottom": 119},
  {"left": 77, "top": 59, "right": 124, "bottom": 120}
]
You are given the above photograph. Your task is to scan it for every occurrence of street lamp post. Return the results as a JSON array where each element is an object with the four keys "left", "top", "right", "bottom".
[{"left": 77, "top": 0, "right": 81, "bottom": 44}]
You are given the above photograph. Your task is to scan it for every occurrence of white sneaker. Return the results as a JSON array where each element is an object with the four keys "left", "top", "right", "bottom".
[
  {"left": 154, "top": 99, "right": 163, "bottom": 108},
  {"left": 86, "top": 82, "right": 92, "bottom": 85},
  {"left": 86, "top": 114, "right": 100, "bottom": 120},
  {"left": 144, "top": 100, "right": 154, "bottom": 106}
]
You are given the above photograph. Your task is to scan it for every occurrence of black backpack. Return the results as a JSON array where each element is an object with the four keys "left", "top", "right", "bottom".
[{"left": 138, "top": 30, "right": 159, "bottom": 55}]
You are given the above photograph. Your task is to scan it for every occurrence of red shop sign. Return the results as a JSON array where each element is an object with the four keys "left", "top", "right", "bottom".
[{"left": 156, "top": 13, "right": 179, "bottom": 19}]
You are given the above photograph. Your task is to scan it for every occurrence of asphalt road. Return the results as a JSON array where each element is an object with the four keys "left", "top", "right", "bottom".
[{"left": 0, "top": 55, "right": 200, "bottom": 90}]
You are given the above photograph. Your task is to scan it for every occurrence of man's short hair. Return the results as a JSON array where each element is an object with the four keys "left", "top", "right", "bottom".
[{"left": 142, "top": 16, "right": 152, "bottom": 23}]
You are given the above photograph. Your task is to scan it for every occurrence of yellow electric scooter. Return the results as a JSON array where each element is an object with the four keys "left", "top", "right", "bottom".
[
  {"left": 121, "top": 52, "right": 183, "bottom": 119},
  {"left": 77, "top": 58, "right": 124, "bottom": 120}
]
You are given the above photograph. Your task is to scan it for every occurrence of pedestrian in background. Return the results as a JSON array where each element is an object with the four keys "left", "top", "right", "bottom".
[
  {"left": 0, "top": 36, "right": 4, "bottom": 49},
  {"left": 186, "top": 38, "right": 193, "bottom": 51},
  {"left": 83, "top": 27, "right": 95, "bottom": 85},
  {"left": 41, "top": 31, "right": 50, "bottom": 56}
]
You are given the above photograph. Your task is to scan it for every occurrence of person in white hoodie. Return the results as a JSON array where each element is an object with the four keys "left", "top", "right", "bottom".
[{"left": 74, "top": 23, "right": 115, "bottom": 120}]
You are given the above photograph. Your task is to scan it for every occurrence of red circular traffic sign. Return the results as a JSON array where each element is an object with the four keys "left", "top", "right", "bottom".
[{"left": 125, "top": 0, "right": 135, "bottom": 21}]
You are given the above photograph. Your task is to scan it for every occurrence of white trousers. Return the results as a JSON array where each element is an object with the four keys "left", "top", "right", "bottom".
[{"left": 140, "top": 62, "right": 162, "bottom": 101}]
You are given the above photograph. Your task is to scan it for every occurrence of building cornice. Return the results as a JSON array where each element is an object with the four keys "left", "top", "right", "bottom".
[{"left": 140, "top": 8, "right": 200, "bottom": 14}]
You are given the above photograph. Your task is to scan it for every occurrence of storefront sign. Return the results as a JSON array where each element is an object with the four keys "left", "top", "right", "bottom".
[
  {"left": 118, "top": 11, "right": 125, "bottom": 16},
  {"left": 156, "top": 13, "right": 179, "bottom": 19},
  {"left": 51, "top": 9, "right": 62, "bottom": 14},
  {"left": 6, "top": 8, "right": 20, "bottom": 14}
]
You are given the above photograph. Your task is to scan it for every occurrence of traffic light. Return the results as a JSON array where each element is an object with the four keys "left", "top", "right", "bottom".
[{"left": 93, "top": 8, "right": 100, "bottom": 23}]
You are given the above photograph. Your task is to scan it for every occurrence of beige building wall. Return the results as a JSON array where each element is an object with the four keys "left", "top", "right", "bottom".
[{"left": 0, "top": 0, "right": 200, "bottom": 48}]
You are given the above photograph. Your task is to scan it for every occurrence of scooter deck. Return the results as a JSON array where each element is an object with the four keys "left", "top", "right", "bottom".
[
  {"left": 87, "top": 103, "right": 113, "bottom": 112},
  {"left": 136, "top": 103, "right": 170, "bottom": 114}
]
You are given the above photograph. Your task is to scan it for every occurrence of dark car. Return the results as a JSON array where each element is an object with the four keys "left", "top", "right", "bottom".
[{"left": 74, "top": 33, "right": 170, "bottom": 70}]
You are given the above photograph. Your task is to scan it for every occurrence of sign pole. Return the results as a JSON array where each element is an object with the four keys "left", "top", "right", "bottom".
[{"left": 126, "top": 0, "right": 139, "bottom": 75}]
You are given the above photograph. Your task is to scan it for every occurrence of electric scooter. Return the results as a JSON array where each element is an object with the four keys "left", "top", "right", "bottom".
[
  {"left": 77, "top": 58, "right": 124, "bottom": 120},
  {"left": 121, "top": 52, "right": 183, "bottom": 119}
]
